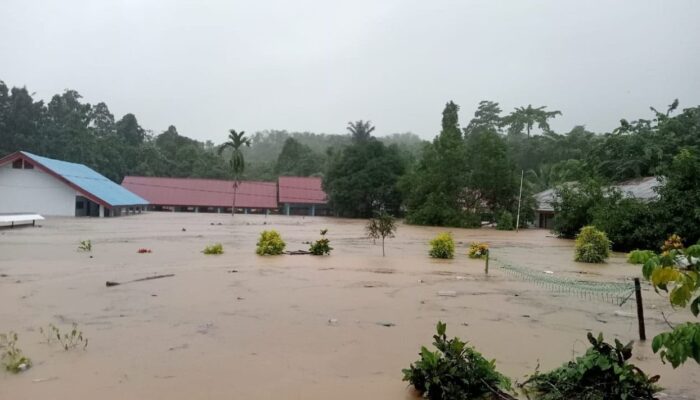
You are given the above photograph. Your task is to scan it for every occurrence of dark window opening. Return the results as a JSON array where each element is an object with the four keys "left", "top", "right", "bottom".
[
  {"left": 24, "top": 161, "right": 33, "bottom": 169},
  {"left": 12, "top": 159, "right": 22, "bottom": 169}
]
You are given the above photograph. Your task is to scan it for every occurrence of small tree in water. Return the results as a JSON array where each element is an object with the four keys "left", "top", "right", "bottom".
[{"left": 366, "top": 211, "right": 397, "bottom": 257}]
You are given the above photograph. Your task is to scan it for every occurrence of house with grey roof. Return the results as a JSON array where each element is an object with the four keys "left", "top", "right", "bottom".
[{"left": 534, "top": 177, "right": 661, "bottom": 229}]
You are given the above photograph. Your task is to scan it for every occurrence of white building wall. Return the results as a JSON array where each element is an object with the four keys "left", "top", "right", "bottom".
[{"left": 0, "top": 164, "right": 77, "bottom": 216}]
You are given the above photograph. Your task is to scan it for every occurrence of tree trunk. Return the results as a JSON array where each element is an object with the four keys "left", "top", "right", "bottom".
[{"left": 232, "top": 182, "right": 238, "bottom": 217}]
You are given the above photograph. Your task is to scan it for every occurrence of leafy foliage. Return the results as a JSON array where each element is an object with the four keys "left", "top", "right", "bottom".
[
  {"left": 429, "top": 232, "right": 455, "bottom": 259},
  {"left": 202, "top": 243, "right": 224, "bottom": 255},
  {"left": 39, "top": 323, "right": 88, "bottom": 351},
  {"left": 522, "top": 332, "right": 660, "bottom": 400},
  {"left": 496, "top": 211, "right": 514, "bottom": 231},
  {"left": 0, "top": 332, "right": 31, "bottom": 373},
  {"left": 627, "top": 250, "right": 656, "bottom": 265},
  {"left": 642, "top": 237, "right": 700, "bottom": 367},
  {"left": 402, "top": 321, "right": 512, "bottom": 400},
  {"left": 574, "top": 226, "right": 611, "bottom": 263},
  {"left": 309, "top": 229, "right": 332, "bottom": 256},
  {"left": 365, "top": 211, "right": 397, "bottom": 257},
  {"left": 78, "top": 240, "right": 92, "bottom": 252},
  {"left": 255, "top": 230, "right": 286, "bottom": 255},
  {"left": 323, "top": 137, "right": 406, "bottom": 218},
  {"left": 468, "top": 243, "right": 489, "bottom": 259}
]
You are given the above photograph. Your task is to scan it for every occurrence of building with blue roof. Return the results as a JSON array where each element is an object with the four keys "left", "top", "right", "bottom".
[{"left": 0, "top": 151, "right": 148, "bottom": 217}]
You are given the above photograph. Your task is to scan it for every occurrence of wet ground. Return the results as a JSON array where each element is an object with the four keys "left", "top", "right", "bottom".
[{"left": 0, "top": 213, "right": 697, "bottom": 399}]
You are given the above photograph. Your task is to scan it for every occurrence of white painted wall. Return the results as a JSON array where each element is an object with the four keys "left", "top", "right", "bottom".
[{"left": 0, "top": 164, "right": 77, "bottom": 216}]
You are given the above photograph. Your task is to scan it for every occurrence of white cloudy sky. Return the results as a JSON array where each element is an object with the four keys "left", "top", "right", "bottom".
[{"left": 1, "top": 0, "right": 699, "bottom": 142}]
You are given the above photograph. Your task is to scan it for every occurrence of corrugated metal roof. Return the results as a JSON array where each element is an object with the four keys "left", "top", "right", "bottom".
[
  {"left": 19, "top": 152, "right": 148, "bottom": 207},
  {"left": 278, "top": 176, "right": 327, "bottom": 204},
  {"left": 534, "top": 177, "right": 661, "bottom": 212},
  {"left": 122, "top": 176, "right": 278, "bottom": 208}
]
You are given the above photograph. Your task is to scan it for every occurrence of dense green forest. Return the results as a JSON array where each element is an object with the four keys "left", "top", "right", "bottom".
[{"left": 1, "top": 79, "right": 699, "bottom": 249}]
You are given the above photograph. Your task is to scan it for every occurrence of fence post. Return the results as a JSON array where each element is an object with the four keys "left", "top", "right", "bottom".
[
  {"left": 634, "top": 278, "right": 646, "bottom": 341},
  {"left": 485, "top": 253, "right": 489, "bottom": 275}
]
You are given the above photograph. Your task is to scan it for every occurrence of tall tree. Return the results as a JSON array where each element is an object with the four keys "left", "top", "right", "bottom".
[
  {"left": 503, "top": 104, "right": 562, "bottom": 138},
  {"left": 275, "top": 137, "right": 323, "bottom": 176},
  {"left": 218, "top": 129, "right": 251, "bottom": 216},
  {"left": 347, "top": 120, "right": 375, "bottom": 142},
  {"left": 402, "top": 101, "right": 475, "bottom": 227}
]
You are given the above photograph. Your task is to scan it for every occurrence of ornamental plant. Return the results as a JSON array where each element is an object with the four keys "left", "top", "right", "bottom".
[
  {"left": 309, "top": 229, "right": 332, "bottom": 256},
  {"left": 627, "top": 249, "right": 656, "bottom": 265},
  {"left": 203, "top": 243, "right": 224, "bottom": 255},
  {"left": 402, "top": 321, "right": 512, "bottom": 400},
  {"left": 521, "top": 332, "right": 660, "bottom": 399},
  {"left": 468, "top": 242, "right": 489, "bottom": 259},
  {"left": 661, "top": 234, "right": 684, "bottom": 252},
  {"left": 256, "top": 230, "right": 286, "bottom": 255},
  {"left": 574, "top": 226, "right": 611, "bottom": 263},
  {"left": 429, "top": 232, "right": 455, "bottom": 259}
]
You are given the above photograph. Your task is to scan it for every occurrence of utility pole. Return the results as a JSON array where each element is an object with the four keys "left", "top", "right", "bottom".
[{"left": 515, "top": 170, "right": 524, "bottom": 231}]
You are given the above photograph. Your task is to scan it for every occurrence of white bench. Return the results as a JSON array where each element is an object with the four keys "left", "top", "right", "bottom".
[{"left": 0, "top": 213, "right": 45, "bottom": 228}]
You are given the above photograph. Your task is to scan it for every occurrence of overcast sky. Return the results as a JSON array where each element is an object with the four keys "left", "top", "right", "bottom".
[{"left": 2, "top": 0, "right": 699, "bottom": 142}]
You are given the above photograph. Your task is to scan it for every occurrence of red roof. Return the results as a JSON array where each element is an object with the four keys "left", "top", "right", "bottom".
[
  {"left": 278, "top": 176, "right": 327, "bottom": 204},
  {"left": 122, "top": 176, "right": 278, "bottom": 208}
]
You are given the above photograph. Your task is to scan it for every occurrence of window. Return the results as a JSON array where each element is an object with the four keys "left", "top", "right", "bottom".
[
  {"left": 24, "top": 161, "right": 33, "bottom": 169},
  {"left": 12, "top": 159, "right": 22, "bottom": 169}
]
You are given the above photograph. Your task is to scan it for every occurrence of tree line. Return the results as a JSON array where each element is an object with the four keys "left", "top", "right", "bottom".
[{"left": 1, "top": 78, "right": 698, "bottom": 249}]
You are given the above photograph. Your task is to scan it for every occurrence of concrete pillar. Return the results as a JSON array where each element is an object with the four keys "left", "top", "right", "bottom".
[
  {"left": 195, "top": 207, "right": 199, "bottom": 213},
  {"left": 244, "top": 208, "right": 248, "bottom": 215},
  {"left": 99, "top": 205, "right": 105, "bottom": 218},
  {"left": 285, "top": 203, "right": 290, "bottom": 216},
  {"left": 217, "top": 208, "right": 222, "bottom": 214},
  {"left": 310, "top": 205, "right": 316, "bottom": 217}
]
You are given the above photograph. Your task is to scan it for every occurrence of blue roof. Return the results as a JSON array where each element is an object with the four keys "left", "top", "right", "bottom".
[{"left": 21, "top": 151, "right": 149, "bottom": 207}]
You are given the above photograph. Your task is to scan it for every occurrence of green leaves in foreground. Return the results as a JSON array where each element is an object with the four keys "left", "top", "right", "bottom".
[
  {"left": 652, "top": 322, "right": 700, "bottom": 368},
  {"left": 402, "top": 321, "right": 512, "bottom": 400},
  {"left": 522, "top": 333, "right": 660, "bottom": 400}
]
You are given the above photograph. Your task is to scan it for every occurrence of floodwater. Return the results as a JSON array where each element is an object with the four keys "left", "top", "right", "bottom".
[{"left": 0, "top": 213, "right": 697, "bottom": 399}]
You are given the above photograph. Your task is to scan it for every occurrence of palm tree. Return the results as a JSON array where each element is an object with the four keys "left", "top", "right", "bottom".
[
  {"left": 503, "top": 105, "right": 562, "bottom": 138},
  {"left": 347, "top": 120, "right": 375, "bottom": 142},
  {"left": 218, "top": 129, "right": 251, "bottom": 216}
]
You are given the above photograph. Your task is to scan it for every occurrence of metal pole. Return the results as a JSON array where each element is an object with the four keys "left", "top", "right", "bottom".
[
  {"left": 515, "top": 170, "right": 524, "bottom": 232},
  {"left": 634, "top": 278, "right": 646, "bottom": 341}
]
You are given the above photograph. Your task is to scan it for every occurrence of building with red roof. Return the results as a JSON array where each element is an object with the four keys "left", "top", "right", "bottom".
[
  {"left": 278, "top": 176, "right": 328, "bottom": 216},
  {"left": 121, "top": 175, "right": 328, "bottom": 215},
  {"left": 122, "top": 176, "right": 277, "bottom": 213}
]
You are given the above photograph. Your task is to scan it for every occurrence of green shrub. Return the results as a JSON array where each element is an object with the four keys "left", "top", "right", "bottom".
[
  {"left": 522, "top": 333, "right": 660, "bottom": 400},
  {"left": 0, "top": 332, "right": 31, "bottom": 373},
  {"left": 574, "top": 226, "right": 611, "bottom": 263},
  {"left": 627, "top": 249, "right": 656, "bottom": 265},
  {"left": 429, "top": 232, "right": 455, "bottom": 259},
  {"left": 402, "top": 321, "right": 511, "bottom": 400},
  {"left": 78, "top": 240, "right": 92, "bottom": 252},
  {"left": 203, "top": 243, "right": 223, "bottom": 255},
  {"left": 309, "top": 229, "right": 332, "bottom": 256},
  {"left": 495, "top": 211, "right": 514, "bottom": 231},
  {"left": 256, "top": 230, "right": 286, "bottom": 255}
]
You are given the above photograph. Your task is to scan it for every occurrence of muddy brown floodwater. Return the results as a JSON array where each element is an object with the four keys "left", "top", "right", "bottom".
[{"left": 0, "top": 213, "right": 698, "bottom": 399}]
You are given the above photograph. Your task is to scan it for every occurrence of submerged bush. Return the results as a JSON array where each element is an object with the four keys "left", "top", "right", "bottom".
[
  {"left": 203, "top": 243, "right": 223, "bottom": 255},
  {"left": 0, "top": 332, "right": 31, "bottom": 373},
  {"left": 429, "top": 232, "right": 455, "bottom": 259},
  {"left": 522, "top": 333, "right": 660, "bottom": 400},
  {"left": 403, "top": 321, "right": 511, "bottom": 400},
  {"left": 574, "top": 226, "right": 611, "bottom": 263},
  {"left": 468, "top": 242, "right": 489, "bottom": 259},
  {"left": 256, "top": 230, "right": 286, "bottom": 255},
  {"left": 309, "top": 229, "right": 332, "bottom": 256},
  {"left": 495, "top": 211, "right": 514, "bottom": 231},
  {"left": 627, "top": 249, "right": 656, "bottom": 265}
]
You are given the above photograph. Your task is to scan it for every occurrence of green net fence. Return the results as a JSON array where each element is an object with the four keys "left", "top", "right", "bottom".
[{"left": 493, "top": 257, "right": 636, "bottom": 306}]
